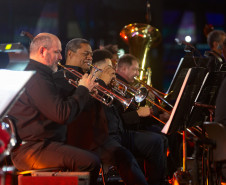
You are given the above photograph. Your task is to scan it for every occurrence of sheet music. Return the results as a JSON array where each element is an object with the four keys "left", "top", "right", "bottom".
[
  {"left": 161, "top": 68, "right": 191, "bottom": 134},
  {"left": 0, "top": 69, "right": 35, "bottom": 119}
]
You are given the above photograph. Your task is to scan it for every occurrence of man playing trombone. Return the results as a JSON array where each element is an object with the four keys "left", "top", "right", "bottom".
[
  {"left": 115, "top": 54, "right": 170, "bottom": 131},
  {"left": 91, "top": 49, "right": 168, "bottom": 185}
]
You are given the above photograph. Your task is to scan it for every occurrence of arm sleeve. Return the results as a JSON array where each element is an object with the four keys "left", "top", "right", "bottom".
[{"left": 26, "top": 73, "right": 90, "bottom": 124}]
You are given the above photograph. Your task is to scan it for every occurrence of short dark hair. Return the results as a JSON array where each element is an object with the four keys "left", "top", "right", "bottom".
[
  {"left": 207, "top": 30, "right": 226, "bottom": 49},
  {"left": 65, "top": 38, "right": 90, "bottom": 60},
  {"left": 117, "top": 54, "right": 139, "bottom": 69},
  {"left": 104, "top": 44, "right": 118, "bottom": 55},
  {"left": 223, "top": 38, "right": 226, "bottom": 46},
  {"left": 92, "top": 49, "right": 112, "bottom": 65}
]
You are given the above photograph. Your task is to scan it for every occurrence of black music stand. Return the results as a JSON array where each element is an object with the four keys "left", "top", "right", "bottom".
[
  {"left": 162, "top": 67, "right": 209, "bottom": 184},
  {"left": 188, "top": 71, "right": 226, "bottom": 128},
  {"left": 166, "top": 56, "right": 209, "bottom": 103},
  {"left": 162, "top": 67, "right": 208, "bottom": 135}
]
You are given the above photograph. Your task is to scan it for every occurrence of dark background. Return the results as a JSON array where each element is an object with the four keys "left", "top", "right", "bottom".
[{"left": 0, "top": 0, "right": 225, "bottom": 91}]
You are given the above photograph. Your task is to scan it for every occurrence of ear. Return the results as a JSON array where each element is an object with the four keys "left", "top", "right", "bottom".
[
  {"left": 67, "top": 50, "right": 73, "bottom": 59},
  {"left": 213, "top": 41, "right": 219, "bottom": 49},
  {"left": 39, "top": 46, "right": 47, "bottom": 58}
]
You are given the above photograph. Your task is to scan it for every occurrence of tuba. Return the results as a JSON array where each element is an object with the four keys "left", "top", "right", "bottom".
[{"left": 120, "top": 23, "right": 161, "bottom": 81}]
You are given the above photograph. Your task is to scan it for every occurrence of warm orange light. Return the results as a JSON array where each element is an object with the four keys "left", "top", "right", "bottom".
[
  {"left": 167, "top": 148, "right": 170, "bottom": 157},
  {"left": 172, "top": 178, "right": 179, "bottom": 185}
]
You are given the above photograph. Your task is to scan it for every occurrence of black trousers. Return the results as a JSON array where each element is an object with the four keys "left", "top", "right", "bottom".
[
  {"left": 11, "top": 141, "right": 100, "bottom": 185},
  {"left": 93, "top": 130, "right": 167, "bottom": 185}
]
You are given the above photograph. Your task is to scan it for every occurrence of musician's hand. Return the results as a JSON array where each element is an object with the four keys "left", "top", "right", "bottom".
[
  {"left": 137, "top": 106, "right": 153, "bottom": 117},
  {"left": 78, "top": 73, "right": 98, "bottom": 92},
  {"left": 99, "top": 66, "right": 116, "bottom": 85},
  {"left": 159, "top": 112, "right": 170, "bottom": 122}
]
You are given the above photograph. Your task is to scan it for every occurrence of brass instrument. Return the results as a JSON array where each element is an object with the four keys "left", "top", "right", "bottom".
[
  {"left": 113, "top": 78, "right": 170, "bottom": 125},
  {"left": 88, "top": 63, "right": 147, "bottom": 103},
  {"left": 112, "top": 78, "right": 148, "bottom": 103},
  {"left": 120, "top": 23, "right": 161, "bottom": 81},
  {"left": 58, "top": 62, "right": 133, "bottom": 111},
  {"left": 134, "top": 77, "right": 174, "bottom": 109}
]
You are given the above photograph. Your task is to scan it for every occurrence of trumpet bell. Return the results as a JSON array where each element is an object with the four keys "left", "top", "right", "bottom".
[
  {"left": 134, "top": 87, "right": 148, "bottom": 103},
  {"left": 122, "top": 97, "right": 134, "bottom": 111}
]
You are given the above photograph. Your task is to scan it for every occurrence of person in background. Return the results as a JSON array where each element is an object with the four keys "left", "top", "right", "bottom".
[
  {"left": 8, "top": 33, "right": 100, "bottom": 185},
  {"left": 223, "top": 38, "right": 226, "bottom": 60},
  {"left": 206, "top": 30, "right": 226, "bottom": 71},
  {"left": 100, "top": 44, "right": 119, "bottom": 68},
  {"left": 214, "top": 38, "right": 226, "bottom": 125}
]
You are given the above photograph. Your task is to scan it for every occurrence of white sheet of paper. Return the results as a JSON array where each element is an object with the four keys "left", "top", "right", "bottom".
[{"left": 0, "top": 69, "right": 35, "bottom": 118}]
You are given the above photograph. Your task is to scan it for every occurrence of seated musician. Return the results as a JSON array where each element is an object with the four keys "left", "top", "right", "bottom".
[
  {"left": 215, "top": 38, "right": 226, "bottom": 125},
  {"left": 53, "top": 39, "right": 167, "bottom": 185},
  {"left": 8, "top": 33, "right": 100, "bottom": 185},
  {"left": 209, "top": 38, "right": 226, "bottom": 183},
  {"left": 223, "top": 38, "right": 226, "bottom": 60},
  {"left": 115, "top": 53, "right": 169, "bottom": 132},
  {"left": 206, "top": 30, "right": 226, "bottom": 71},
  {"left": 92, "top": 49, "right": 167, "bottom": 185}
]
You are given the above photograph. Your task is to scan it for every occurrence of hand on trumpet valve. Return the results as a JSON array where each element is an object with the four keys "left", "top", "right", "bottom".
[
  {"left": 78, "top": 73, "right": 98, "bottom": 92},
  {"left": 136, "top": 106, "right": 153, "bottom": 117},
  {"left": 98, "top": 65, "right": 116, "bottom": 86}
]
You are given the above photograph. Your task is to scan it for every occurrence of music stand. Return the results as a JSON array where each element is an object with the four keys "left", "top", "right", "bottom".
[
  {"left": 0, "top": 69, "right": 35, "bottom": 122},
  {"left": 166, "top": 56, "right": 209, "bottom": 103},
  {"left": 162, "top": 67, "right": 208, "bottom": 135},
  {"left": 162, "top": 67, "right": 208, "bottom": 184},
  {"left": 188, "top": 71, "right": 226, "bottom": 128}
]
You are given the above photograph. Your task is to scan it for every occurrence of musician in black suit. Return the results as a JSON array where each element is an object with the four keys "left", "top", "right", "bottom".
[
  {"left": 54, "top": 41, "right": 167, "bottom": 185},
  {"left": 206, "top": 30, "right": 226, "bottom": 71},
  {"left": 92, "top": 49, "right": 167, "bottom": 185},
  {"left": 223, "top": 38, "right": 226, "bottom": 60},
  {"left": 8, "top": 33, "right": 100, "bottom": 185},
  {"left": 215, "top": 39, "right": 226, "bottom": 125}
]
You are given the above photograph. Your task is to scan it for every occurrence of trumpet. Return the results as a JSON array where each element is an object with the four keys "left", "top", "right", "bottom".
[
  {"left": 112, "top": 78, "right": 148, "bottom": 103},
  {"left": 86, "top": 63, "right": 171, "bottom": 124},
  {"left": 58, "top": 62, "right": 133, "bottom": 111},
  {"left": 88, "top": 63, "right": 148, "bottom": 103}
]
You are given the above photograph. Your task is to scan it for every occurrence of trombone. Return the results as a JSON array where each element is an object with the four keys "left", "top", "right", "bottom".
[
  {"left": 134, "top": 77, "right": 173, "bottom": 108},
  {"left": 112, "top": 78, "right": 171, "bottom": 124},
  {"left": 58, "top": 62, "right": 133, "bottom": 111},
  {"left": 113, "top": 77, "right": 172, "bottom": 114}
]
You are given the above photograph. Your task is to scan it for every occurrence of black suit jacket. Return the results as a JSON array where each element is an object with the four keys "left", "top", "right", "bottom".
[{"left": 53, "top": 66, "right": 108, "bottom": 151}]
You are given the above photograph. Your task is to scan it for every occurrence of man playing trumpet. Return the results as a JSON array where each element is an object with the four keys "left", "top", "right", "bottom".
[{"left": 54, "top": 39, "right": 168, "bottom": 184}]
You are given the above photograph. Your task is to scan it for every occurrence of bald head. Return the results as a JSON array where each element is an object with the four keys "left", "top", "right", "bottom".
[
  {"left": 30, "top": 33, "right": 57, "bottom": 55},
  {"left": 30, "top": 32, "right": 62, "bottom": 72}
]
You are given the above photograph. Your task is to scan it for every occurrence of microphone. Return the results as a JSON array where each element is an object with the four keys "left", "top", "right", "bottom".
[{"left": 175, "top": 38, "right": 202, "bottom": 57}]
